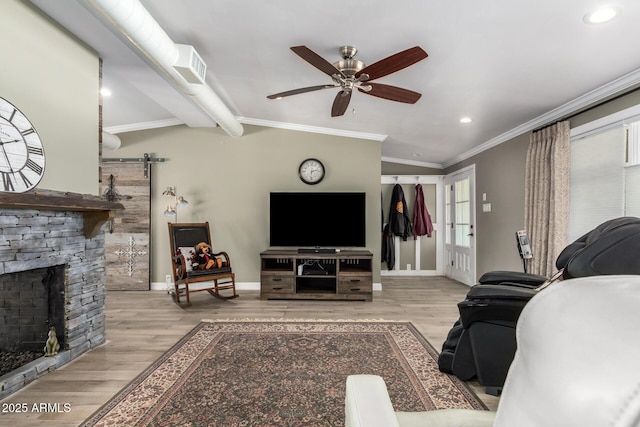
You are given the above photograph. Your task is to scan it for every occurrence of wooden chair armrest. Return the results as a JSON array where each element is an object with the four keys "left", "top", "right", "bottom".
[
  {"left": 172, "top": 254, "right": 187, "bottom": 279},
  {"left": 212, "top": 251, "right": 232, "bottom": 267}
]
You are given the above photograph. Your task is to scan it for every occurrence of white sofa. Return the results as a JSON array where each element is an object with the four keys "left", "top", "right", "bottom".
[{"left": 345, "top": 275, "right": 640, "bottom": 427}]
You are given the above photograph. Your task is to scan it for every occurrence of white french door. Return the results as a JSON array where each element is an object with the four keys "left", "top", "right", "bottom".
[{"left": 444, "top": 165, "right": 476, "bottom": 286}]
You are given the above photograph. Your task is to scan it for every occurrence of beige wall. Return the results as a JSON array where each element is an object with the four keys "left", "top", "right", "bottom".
[
  {"left": 445, "top": 89, "right": 640, "bottom": 279},
  {"left": 109, "top": 125, "right": 382, "bottom": 283},
  {"left": 2, "top": 0, "right": 100, "bottom": 195}
]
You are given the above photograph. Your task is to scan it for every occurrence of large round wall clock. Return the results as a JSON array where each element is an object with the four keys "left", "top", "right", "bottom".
[
  {"left": 298, "top": 158, "right": 325, "bottom": 185},
  {"left": 0, "top": 97, "right": 46, "bottom": 193}
]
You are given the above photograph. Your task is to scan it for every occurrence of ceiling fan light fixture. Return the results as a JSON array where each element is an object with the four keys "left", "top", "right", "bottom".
[
  {"left": 268, "top": 44, "right": 427, "bottom": 117},
  {"left": 583, "top": 6, "right": 621, "bottom": 24},
  {"left": 333, "top": 59, "right": 366, "bottom": 76}
]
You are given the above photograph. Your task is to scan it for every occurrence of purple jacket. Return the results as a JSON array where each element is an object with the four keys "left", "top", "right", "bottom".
[{"left": 413, "top": 184, "right": 434, "bottom": 239}]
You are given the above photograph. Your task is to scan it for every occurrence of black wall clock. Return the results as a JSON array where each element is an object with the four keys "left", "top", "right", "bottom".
[
  {"left": 298, "top": 158, "right": 325, "bottom": 185},
  {"left": 0, "top": 97, "right": 46, "bottom": 193}
]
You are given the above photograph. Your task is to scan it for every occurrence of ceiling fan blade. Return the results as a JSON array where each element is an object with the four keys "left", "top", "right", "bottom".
[
  {"left": 267, "top": 84, "right": 336, "bottom": 99},
  {"left": 359, "top": 83, "right": 422, "bottom": 104},
  {"left": 331, "top": 90, "right": 352, "bottom": 117},
  {"left": 290, "top": 46, "right": 345, "bottom": 78},
  {"left": 355, "top": 46, "right": 428, "bottom": 81}
]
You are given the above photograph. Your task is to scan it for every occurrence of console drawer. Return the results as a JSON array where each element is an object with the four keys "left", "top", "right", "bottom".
[
  {"left": 261, "top": 276, "right": 295, "bottom": 293},
  {"left": 338, "top": 277, "right": 372, "bottom": 294}
]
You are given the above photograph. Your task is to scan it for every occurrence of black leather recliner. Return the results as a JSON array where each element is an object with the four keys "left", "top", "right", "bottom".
[{"left": 439, "top": 217, "right": 640, "bottom": 395}]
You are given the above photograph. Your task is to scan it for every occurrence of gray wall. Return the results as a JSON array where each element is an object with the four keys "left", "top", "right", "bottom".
[
  {"left": 445, "top": 134, "right": 529, "bottom": 275},
  {"left": 446, "top": 89, "right": 640, "bottom": 278},
  {"left": 382, "top": 162, "right": 442, "bottom": 175},
  {"left": 2, "top": 0, "right": 100, "bottom": 195},
  {"left": 109, "top": 125, "right": 382, "bottom": 283}
]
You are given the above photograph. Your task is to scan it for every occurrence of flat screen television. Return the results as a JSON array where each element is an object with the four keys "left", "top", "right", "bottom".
[{"left": 269, "top": 192, "right": 366, "bottom": 248}]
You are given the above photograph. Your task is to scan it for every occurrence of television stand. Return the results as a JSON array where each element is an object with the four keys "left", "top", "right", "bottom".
[
  {"left": 298, "top": 247, "right": 336, "bottom": 254},
  {"left": 260, "top": 249, "right": 373, "bottom": 301}
]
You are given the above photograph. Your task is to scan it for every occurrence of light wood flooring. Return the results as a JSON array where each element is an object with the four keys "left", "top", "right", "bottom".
[{"left": 0, "top": 276, "right": 499, "bottom": 426}]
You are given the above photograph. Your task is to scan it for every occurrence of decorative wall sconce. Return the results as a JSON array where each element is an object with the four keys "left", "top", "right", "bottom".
[{"left": 163, "top": 186, "right": 189, "bottom": 221}]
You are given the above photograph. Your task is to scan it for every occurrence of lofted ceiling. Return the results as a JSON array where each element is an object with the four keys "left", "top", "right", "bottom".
[{"left": 31, "top": 0, "right": 640, "bottom": 168}]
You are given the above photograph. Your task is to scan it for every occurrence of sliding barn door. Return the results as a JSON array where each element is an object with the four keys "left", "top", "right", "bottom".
[{"left": 101, "top": 163, "right": 151, "bottom": 290}]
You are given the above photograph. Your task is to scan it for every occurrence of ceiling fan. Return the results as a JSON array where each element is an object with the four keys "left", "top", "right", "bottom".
[{"left": 267, "top": 45, "right": 428, "bottom": 117}]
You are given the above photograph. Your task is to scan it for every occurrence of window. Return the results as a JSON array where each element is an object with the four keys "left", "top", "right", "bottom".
[
  {"left": 455, "top": 178, "right": 471, "bottom": 248},
  {"left": 569, "top": 118, "right": 640, "bottom": 241},
  {"left": 445, "top": 184, "right": 451, "bottom": 245},
  {"left": 627, "top": 121, "right": 640, "bottom": 166}
]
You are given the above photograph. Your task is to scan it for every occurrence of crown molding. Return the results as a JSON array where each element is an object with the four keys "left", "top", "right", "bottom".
[
  {"left": 104, "top": 118, "right": 184, "bottom": 134},
  {"left": 442, "top": 67, "right": 640, "bottom": 169},
  {"left": 236, "top": 117, "right": 387, "bottom": 142}
]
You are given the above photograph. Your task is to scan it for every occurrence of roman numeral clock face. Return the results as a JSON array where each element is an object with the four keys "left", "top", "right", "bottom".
[{"left": 0, "top": 97, "right": 46, "bottom": 193}]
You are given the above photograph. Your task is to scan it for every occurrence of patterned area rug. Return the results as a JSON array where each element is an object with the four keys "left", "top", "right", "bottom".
[{"left": 83, "top": 320, "right": 486, "bottom": 426}]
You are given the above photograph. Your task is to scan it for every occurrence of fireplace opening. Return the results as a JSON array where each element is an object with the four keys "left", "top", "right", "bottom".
[{"left": 0, "top": 265, "right": 66, "bottom": 377}]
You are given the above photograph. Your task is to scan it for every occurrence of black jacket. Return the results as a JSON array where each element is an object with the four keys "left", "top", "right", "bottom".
[
  {"left": 388, "top": 184, "right": 412, "bottom": 241},
  {"left": 381, "top": 223, "right": 395, "bottom": 270}
]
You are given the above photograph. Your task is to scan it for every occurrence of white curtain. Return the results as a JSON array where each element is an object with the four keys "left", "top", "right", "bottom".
[{"left": 524, "top": 121, "right": 571, "bottom": 276}]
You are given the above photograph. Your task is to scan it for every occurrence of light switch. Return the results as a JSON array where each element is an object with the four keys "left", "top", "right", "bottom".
[{"left": 483, "top": 203, "right": 492, "bottom": 212}]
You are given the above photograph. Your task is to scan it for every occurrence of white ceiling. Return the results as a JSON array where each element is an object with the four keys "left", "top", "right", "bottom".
[{"left": 31, "top": 0, "right": 640, "bottom": 168}]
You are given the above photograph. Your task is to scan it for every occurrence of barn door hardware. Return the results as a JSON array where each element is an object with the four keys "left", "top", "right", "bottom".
[{"left": 102, "top": 153, "right": 166, "bottom": 178}]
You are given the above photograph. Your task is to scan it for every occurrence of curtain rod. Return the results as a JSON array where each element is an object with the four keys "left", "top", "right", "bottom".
[{"left": 532, "top": 85, "right": 640, "bottom": 133}]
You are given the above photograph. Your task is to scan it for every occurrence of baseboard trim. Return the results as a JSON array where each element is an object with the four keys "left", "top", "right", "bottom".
[
  {"left": 150, "top": 281, "right": 260, "bottom": 291},
  {"left": 380, "top": 270, "right": 439, "bottom": 276},
  {"left": 150, "top": 281, "right": 383, "bottom": 292}
]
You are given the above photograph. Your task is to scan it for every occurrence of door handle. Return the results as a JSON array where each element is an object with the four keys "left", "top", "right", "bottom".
[{"left": 467, "top": 233, "right": 474, "bottom": 236}]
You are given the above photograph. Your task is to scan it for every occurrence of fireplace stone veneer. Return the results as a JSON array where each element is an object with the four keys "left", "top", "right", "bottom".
[{"left": 0, "top": 192, "right": 122, "bottom": 398}]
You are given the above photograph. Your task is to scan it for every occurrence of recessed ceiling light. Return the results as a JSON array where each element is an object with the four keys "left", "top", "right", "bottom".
[
  {"left": 100, "top": 88, "right": 112, "bottom": 97},
  {"left": 459, "top": 117, "right": 472, "bottom": 124},
  {"left": 583, "top": 6, "right": 620, "bottom": 24}
]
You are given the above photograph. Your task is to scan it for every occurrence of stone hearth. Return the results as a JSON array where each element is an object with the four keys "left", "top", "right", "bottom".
[{"left": 0, "top": 191, "right": 122, "bottom": 398}]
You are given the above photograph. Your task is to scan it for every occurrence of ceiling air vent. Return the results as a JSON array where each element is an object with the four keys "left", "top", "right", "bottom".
[{"left": 173, "top": 44, "right": 207, "bottom": 84}]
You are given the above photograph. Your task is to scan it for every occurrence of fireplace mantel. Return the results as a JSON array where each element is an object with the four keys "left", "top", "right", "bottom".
[{"left": 0, "top": 190, "right": 124, "bottom": 238}]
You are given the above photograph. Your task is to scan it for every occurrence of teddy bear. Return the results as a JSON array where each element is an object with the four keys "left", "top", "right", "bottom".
[{"left": 193, "top": 242, "right": 222, "bottom": 270}]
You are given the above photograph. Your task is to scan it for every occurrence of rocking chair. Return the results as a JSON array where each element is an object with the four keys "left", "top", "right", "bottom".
[{"left": 168, "top": 222, "right": 238, "bottom": 305}]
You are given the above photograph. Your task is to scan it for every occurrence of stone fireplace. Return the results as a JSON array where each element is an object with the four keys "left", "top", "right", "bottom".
[{"left": 0, "top": 191, "right": 122, "bottom": 398}]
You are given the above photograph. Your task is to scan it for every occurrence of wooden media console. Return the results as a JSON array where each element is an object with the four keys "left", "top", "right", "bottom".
[{"left": 260, "top": 249, "right": 373, "bottom": 301}]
